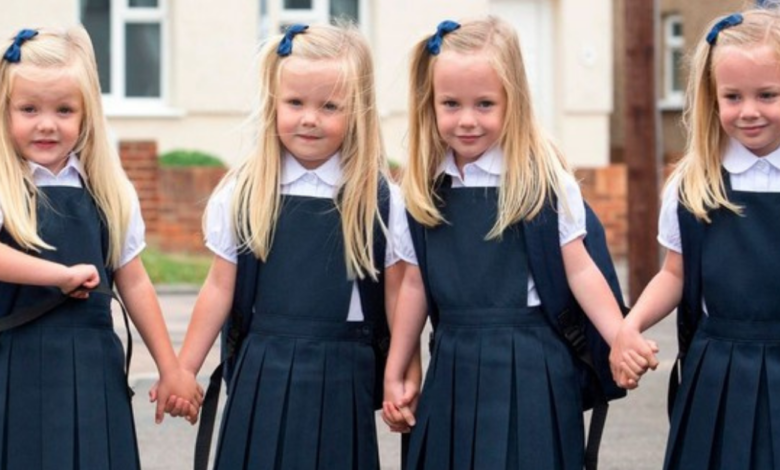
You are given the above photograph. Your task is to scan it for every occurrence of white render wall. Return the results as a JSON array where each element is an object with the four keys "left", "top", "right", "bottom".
[{"left": 2, "top": 0, "right": 613, "bottom": 168}]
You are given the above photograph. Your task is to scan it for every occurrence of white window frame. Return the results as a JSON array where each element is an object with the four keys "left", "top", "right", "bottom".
[
  {"left": 82, "top": 0, "right": 180, "bottom": 117},
  {"left": 262, "top": 0, "right": 369, "bottom": 40},
  {"left": 660, "top": 14, "right": 684, "bottom": 110}
]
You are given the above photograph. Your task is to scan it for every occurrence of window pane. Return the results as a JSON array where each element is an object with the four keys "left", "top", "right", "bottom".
[
  {"left": 125, "top": 23, "right": 161, "bottom": 97},
  {"left": 129, "top": 0, "right": 158, "bottom": 6},
  {"left": 330, "top": 0, "right": 358, "bottom": 21},
  {"left": 80, "top": 0, "right": 111, "bottom": 93},
  {"left": 672, "top": 21, "right": 683, "bottom": 38},
  {"left": 284, "top": 0, "right": 312, "bottom": 9},
  {"left": 672, "top": 50, "right": 684, "bottom": 92}
]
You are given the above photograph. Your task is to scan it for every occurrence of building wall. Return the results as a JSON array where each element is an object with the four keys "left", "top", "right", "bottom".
[{"left": 610, "top": 0, "right": 744, "bottom": 164}]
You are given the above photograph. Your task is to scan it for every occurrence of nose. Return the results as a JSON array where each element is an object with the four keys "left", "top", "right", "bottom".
[
  {"left": 300, "top": 108, "right": 317, "bottom": 127},
  {"left": 35, "top": 113, "right": 56, "bottom": 133},
  {"left": 458, "top": 109, "right": 477, "bottom": 128},
  {"left": 740, "top": 99, "right": 760, "bottom": 120}
]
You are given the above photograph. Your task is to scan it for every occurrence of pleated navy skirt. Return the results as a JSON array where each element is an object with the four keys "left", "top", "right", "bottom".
[
  {"left": 213, "top": 315, "right": 379, "bottom": 470},
  {"left": 405, "top": 310, "right": 583, "bottom": 470}
]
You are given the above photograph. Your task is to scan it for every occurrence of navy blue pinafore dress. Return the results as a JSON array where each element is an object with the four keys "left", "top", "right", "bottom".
[
  {"left": 406, "top": 185, "right": 583, "bottom": 470},
  {"left": 213, "top": 196, "right": 382, "bottom": 470},
  {"left": 0, "top": 186, "right": 139, "bottom": 470},
  {"left": 665, "top": 180, "right": 780, "bottom": 469}
]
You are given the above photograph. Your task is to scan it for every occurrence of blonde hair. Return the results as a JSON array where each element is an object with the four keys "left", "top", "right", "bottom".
[
  {"left": 0, "top": 26, "right": 133, "bottom": 267},
  {"left": 673, "top": 7, "right": 780, "bottom": 221},
  {"left": 216, "top": 22, "right": 387, "bottom": 280},
  {"left": 403, "top": 16, "right": 571, "bottom": 237}
]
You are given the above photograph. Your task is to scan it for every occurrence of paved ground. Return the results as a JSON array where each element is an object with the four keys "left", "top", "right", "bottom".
[{"left": 120, "top": 260, "right": 678, "bottom": 469}]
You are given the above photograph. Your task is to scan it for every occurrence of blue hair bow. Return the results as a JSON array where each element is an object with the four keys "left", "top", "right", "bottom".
[
  {"left": 277, "top": 24, "right": 309, "bottom": 57},
  {"left": 706, "top": 13, "right": 743, "bottom": 45},
  {"left": 426, "top": 20, "right": 461, "bottom": 55},
  {"left": 3, "top": 29, "right": 38, "bottom": 63}
]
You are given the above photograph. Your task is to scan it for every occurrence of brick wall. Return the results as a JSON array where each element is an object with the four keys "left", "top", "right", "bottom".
[
  {"left": 119, "top": 141, "right": 159, "bottom": 236},
  {"left": 576, "top": 163, "right": 674, "bottom": 258},
  {"left": 119, "top": 141, "right": 226, "bottom": 253}
]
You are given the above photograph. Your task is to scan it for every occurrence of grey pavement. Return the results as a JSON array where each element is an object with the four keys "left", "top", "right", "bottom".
[{"left": 118, "top": 259, "right": 677, "bottom": 470}]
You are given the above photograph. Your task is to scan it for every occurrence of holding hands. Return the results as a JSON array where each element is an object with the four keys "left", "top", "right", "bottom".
[
  {"left": 609, "top": 317, "right": 660, "bottom": 389},
  {"left": 149, "top": 368, "right": 204, "bottom": 425}
]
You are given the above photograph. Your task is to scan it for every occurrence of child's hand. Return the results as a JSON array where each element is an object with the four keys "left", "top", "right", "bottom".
[
  {"left": 609, "top": 322, "right": 659, "bottom": 389},
  {"left": 382, "top": 376, "right": 419, "bottom": 433},
  {"left": 152, "top": 367, "right": 203, "bottom": 425},
  {"left": 60, "top": 264, "right": 100, "bottom": 298}
]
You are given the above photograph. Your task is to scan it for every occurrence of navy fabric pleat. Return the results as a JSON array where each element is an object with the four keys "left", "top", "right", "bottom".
[
  {"left": 0, "top": 186, "right": 138, "bottom": 470},
  {"left": 665, "top": 188, "right": 780, "bottom": 470},
  {"left": 405, "top": 186, "right": 583, "bottom": 470},
  {"left": 213, "top": 196, "right": 381, "bottom": 470}
]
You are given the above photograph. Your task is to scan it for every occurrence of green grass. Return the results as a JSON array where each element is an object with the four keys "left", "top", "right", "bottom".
[
  {"left": 158, "top": 149, "right": 225, "bottom": 168},
  {"left": 141, "top": 247, "right": 212, "bottom": 285}
]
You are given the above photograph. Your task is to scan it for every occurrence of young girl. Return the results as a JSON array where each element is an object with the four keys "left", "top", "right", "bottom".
[
  {"left": 175, "top": 22, "right": 411, "bottom": 469},
  {"left": 611, "top": 7, "right": 780, "bottom": 469},
  {"left": 0, "top": 26, "right": 201, "bottom": 469},
  {"left": 383, "top": 16, "right": 627, "bottom": 469}
]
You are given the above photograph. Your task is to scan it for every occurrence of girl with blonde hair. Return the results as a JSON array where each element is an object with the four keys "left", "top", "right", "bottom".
[
  {"left": 175, "top": 22, "right": 413, "bottom": 470},
  {"left": 612, "top": 6, "right": 780, "bottom": 469},
  {"left": 383, "top": 16, "right": 627, "bottom": 469},
  {"left": 0, "top": 26, "right": 201, "bottom": 469}
]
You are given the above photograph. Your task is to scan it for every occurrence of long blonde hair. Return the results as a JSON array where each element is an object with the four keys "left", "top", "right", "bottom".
[
  {"left": 0, "top": 26, "right": 133, "bottom": 267},
  {"left": 673, "top": 7, "right": 780, "bottom": 221},
  {"left": 216, "top": 22, "right": 387, "bottom": 280},
  {"left": 403, "top": 16, "right": 570, "bottom": 238}
]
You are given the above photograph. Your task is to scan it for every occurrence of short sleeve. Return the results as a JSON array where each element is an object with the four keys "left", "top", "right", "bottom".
[
  {"left": 204, "top": 179, "right": 239, "bottom": 264},
  {"left": 558, "top": 173, "right": 587, "bottom": 246},
  {"left": 387, "top": 183, "right": 418, "bottom": 266},
  {"left": 118, "top": 188, "right": 147, "bottom": 268},
  {"left": 658, "top": 176, "right": 682, "bottom": 253}
]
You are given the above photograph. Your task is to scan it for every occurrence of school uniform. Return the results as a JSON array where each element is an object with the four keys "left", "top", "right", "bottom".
[
  {"left": 0, "top": 154, "right": 145, "bottom": 470},
  {"left": 405, "top": 146, "right": 587, "bottom": 470},
  {"left": 205, "top": 152, "right": 414, "bottom": 470},
  {"left": 661, "top": 140, "right": 780, "bottom": 470}
]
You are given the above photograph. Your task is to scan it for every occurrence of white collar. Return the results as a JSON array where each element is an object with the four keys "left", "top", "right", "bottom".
[
  {"left": 723, "top": 139, "right": 780, "bottom": 174},
  {"left": 280, "top": 151, "right": 342, "bottom": 186},
  {"left": 27, "top": 153, "right": 86, "bottom": 180},
  {"left": 437, "top": 145, "right": 504, "bottom": 178}
]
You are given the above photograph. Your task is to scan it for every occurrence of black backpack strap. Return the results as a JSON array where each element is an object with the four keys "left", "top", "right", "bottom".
[
  {"left": 669, "top": 198, "right": 705, "bottom": 418},
  {"left": 356, "top": 178, "right": 392, "bottom": 409},
  {"left": 524, "top": 199, "right": 628, "bottom": 470},
  {"left": 195, "top": 249, "right": 259, "bottom": 470}
]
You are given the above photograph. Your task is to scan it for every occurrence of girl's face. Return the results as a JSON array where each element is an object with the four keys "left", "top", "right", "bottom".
[
  {"left": 8, "top": 67, "right": 83, "bottom": 174},
  {"left": 714, "top": 44, "right": 780, "bottom": 157},
  {"left": 432, "top": 50, "right": 506, "bottom": 168},
  {"left": 276, "top": 57, "right": 348, "bottom": 169}
]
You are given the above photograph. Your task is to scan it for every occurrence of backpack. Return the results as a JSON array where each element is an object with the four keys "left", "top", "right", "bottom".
[
  {"left": 194, "top": 181, "right": 392, "bottom": 470},
  {"left": 406, "top": 193, "right": 629, "bottom": 470}
]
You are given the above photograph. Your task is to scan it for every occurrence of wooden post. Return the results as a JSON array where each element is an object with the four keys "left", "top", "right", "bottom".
[{"left": 624, "top": 0, "right": 661, "bottom": 303}]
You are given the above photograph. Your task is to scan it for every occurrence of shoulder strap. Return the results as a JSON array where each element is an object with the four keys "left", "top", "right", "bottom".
[
  {"left": 524, "top": 199, "right": 628, "bottom": 470},
  {"left": 356, "top": 178, "right": 392, "bottom": 410},
  {"left": 668, "top": 197, "right": 705, "bottom": 418},
  {"left": 195, "top": 247, "right": 259, "bottom": 470}
]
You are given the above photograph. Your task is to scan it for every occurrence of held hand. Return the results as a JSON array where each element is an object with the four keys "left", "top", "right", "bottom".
[
  {"left": 60, "top": 264, "right": 101, "bottom": 299},
  {"left": 609, "top": 323, "right": 660, "bottom": 389},
  {"left": 382, "top": 376, "right": 419, "bottom": 433},
  {"left": 153, "top": 367, "right": 204, "bottom": 425}
]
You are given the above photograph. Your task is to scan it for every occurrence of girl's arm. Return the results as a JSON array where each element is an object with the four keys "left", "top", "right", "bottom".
[
  {"left": 383, "top": 264, "right": 427, "bottom": 432},
  {"left": 113, "top": 256, "right": 202, "bottom": 424},
  {"left": 0, "top": 242, "right": 99, "bottom": 297},
  {"left": 177, "top": 255, "right": 236, "bottom": 378},
  {"left": 561, "top": 237, "right": 625, "bottom": 346},
  {"left": 610, "top": 250, "right": 683, "bottom": 388}
]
